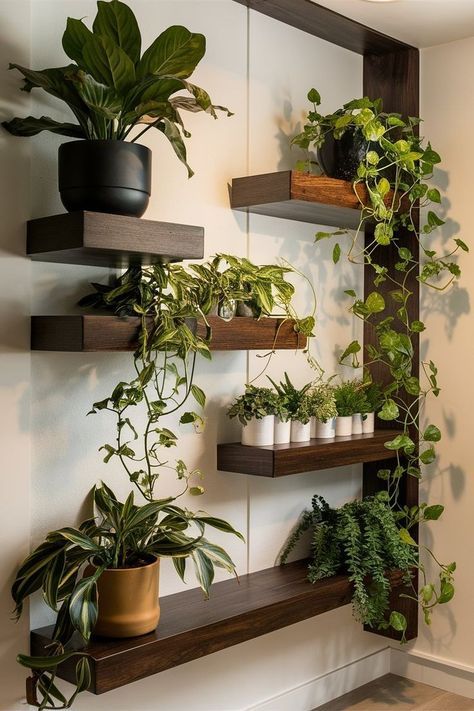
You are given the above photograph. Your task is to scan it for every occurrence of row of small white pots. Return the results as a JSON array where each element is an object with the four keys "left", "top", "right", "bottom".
[{"left": 241, "top": 412, "right": 375, "bottom": 447}]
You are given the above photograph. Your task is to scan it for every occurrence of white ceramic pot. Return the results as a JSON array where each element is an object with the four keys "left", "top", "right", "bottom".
[
  {"left": 290, "top": 420, "right": 311, "bottom": 443},
  {"left": 352, "top": 413, "right": 363, "bottom": 435},
  {"left": 310, "top": 416, "right": 317, "bottom": 439},
  {"left": 241, "top": 415, "right": 274, "bottom": 446},
  {"left": 274, "top": 417, "right": 291, "bottom": 445},
  {"left": 316, "top": 418, "right": 336, "bottom": 438},
  {"left": 335, "top": 415, "right": 352, "bottom": 437},
  {"left": 362, "top": 411, "right": 375, "bottom": 434}
]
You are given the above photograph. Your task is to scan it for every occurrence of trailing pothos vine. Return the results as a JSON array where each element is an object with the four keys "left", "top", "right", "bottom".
[{"left": 291, "top": 90, "right": 465, "bottom": 635}]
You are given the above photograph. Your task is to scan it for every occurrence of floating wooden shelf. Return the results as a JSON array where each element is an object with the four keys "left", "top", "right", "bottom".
[
  {"left": 31, "top": 315, "right": 306, "bottom": 352},
  {"left": 217, "top": 429, "right": 401, "bottom": 477},
  {"left": 27, "top": 211, "right": 204, "bottom": 267},
  {"left": 31, "top": 560, "right": 409, "bottom": 695},
  {"left": 230, "top": 171, "right": 374, "bottom": 229}
]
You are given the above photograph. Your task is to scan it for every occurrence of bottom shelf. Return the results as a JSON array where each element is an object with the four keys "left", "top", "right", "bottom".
[{"left": 31, "top": 560, "right": 410, "bottom": 695}]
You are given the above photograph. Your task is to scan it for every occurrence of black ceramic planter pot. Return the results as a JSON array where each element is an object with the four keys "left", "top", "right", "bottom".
[
  {"left": 58, "top": 140, "right": 151, "bottom": 217},
  {"left": 317, "top": 128, "right": 369, "bottom": 182}
]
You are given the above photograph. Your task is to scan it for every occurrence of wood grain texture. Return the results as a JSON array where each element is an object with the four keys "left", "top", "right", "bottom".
[
  {"left": 218, "top": 430, "right": 402, "bottom": 477},
  {"left": 30, "top": 561, "right": 409, "bottom": 695},
  {"left": 362, "top": 46, "right": 420, "bottom": 642},
  {"left": 231, "top": 171, "right": 373, "bottom": 229},
  {"left": 27, "top": 211, "right": 204, "bottom": 267},
  {"left": 231, "top": 0, "right": 414, "bottom": 55},
  {"left": 31, "top": 316, "right": 307, "bottom": 352}
]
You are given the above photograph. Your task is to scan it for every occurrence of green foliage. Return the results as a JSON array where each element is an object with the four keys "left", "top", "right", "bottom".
[
  {"left": 307, "top": 381, "right": 337, "bottom": 422},
  {"left": 13, "top": 483, "right": 243, "bottom": 709},
  {"left": 280, "top": 495, "right": 416, "bottom": 636},
  {"left": 2, "top": 0, "right": 232, "bottom": 176},
  {"left": 333, "top": 380, "right": 369, "bottom": 417},
  {"left": 295, "top": 90, "right": 460, "bottom": 635},
  {"left": 267, "top": 372, "right": 312, "bottom": 420},
  {"left": 227, "top": 385, "right": 277, "bottom": 425}
]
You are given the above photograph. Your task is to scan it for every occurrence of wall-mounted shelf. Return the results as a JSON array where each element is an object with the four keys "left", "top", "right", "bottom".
[
  {"left": 230, "top": 171, "right": 374, "bottom": 229},
  {"left": 30, "top": 559, "right": 409, "bottom": 695},
  {"left": 27, "top": 211, "right": 204, "bottom": 267},
  {"left": 217, "top": 429, "right": 401, "bottom": 477},
  {"left": 31, "top": 315, "right": 307, "bottom": 352}
]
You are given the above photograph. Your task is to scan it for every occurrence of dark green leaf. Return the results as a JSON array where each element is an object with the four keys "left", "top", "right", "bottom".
[
  {"left": 93, "top": 0, "right": 141, "bottom": 64},
  {"left": 138, "top": 26, "right": 205, "bottom": 80},
  {"left": 62, "top": 17, "right": 94, "bottom": 64},
  {"left": 424, "top": 504, "right": 444, "bottom": 521},
  {"left": 423, "top": 424, "right": 441, "bottom": 442},
  {"left": 82, "top": 34, "right": 135, "bottom": 92},
  {"left": 2, "top": 115, "right": 85, "bottom": 138}
]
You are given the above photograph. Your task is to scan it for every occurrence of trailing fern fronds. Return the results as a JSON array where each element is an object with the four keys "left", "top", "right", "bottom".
[{"left": 280, "top": 496, "right": 417, "bottom": 636}]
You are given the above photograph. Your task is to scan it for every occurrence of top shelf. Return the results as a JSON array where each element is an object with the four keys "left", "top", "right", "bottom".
[
  {"left": 230, "top": 171, "right": 369, "bottom": 229},
  {"left": 27, "top": 211, "right": 204, "bottom": 267}
]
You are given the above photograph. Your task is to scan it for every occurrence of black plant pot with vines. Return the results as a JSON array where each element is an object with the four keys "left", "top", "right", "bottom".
[
  {"left": 58, "top": 140, "right": 152, "bottom": 217},
  {"left": 317, "top": 128, "right": 369, "bottom": 181}
]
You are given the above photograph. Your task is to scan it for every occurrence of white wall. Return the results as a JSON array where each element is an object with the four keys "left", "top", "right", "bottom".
[
  {"left": 0, "top": 1, "right": 391, "bottom": 709},
  {"left": 391, "top": 35, "right": 474, "bottom": 687}
]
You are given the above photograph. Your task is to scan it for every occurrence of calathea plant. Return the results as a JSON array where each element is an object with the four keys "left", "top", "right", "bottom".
[
  {"left": 292, "top": 90, "right": 461, "bottom": 631},
  {"left": 14, "top": 483, "right": 242, "bottom": 709},
  {"left": 2, "top": 0, "right": 231, "bottom": 176}
]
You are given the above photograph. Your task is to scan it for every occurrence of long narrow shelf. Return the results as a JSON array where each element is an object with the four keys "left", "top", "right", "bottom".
[
  {"left": 31, "top": 560, "right": 409, "bottom": 695},
  {"left": 230, "top": 171, "right": 372, "bottom": 228},
  {"left": 27, "top": 211, "right": 204, "bottom": 267},
  {"left": 31, "top": 316, "right": 306, "bottom": 352},
  {"left": 217, "top": 429, "right": 401, "bottom": 477}
]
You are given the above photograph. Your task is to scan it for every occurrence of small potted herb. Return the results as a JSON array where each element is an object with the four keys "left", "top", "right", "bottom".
[
  {"left": 268, "top": 373, "right": 312, "bottom": 443},
  {"left": 273, "top": 392, "right": 292, "bottom": 445},
  {"left": 351, "top": 383, "right": 371, "bottom": 435},
  {"left": 361, "top": 381, "right": 383, "bottom": 434},
  {"left": 308, "top": 382, "right": 337, "bottom": 438},
  {"left": 227, "top": 385, "right": 277, "bottom": 446},
  {"left": 334, "top": 380, "right": 360, "bottom": 436}
]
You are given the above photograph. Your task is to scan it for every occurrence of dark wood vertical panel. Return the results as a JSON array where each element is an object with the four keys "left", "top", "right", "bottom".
[{"left": 363, "top": 48, "right": 420, "bottom": 641}]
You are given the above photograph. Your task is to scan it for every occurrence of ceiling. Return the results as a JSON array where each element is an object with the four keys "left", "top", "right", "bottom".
[{"left": 312, "top": 0, "right": 474, "bottom": 48}]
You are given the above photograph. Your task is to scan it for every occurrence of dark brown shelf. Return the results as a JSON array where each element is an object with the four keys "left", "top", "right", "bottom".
[
  {"left": 231, "top": 171, "right": 376, "bottom": 229},
  {"left": 231, "top": 0, "right": 414, "bottom": 55},
  {"left": 27, "top": 211, "right": 204, "bottom": 267},
  {"left": 217, "top": 429, "right": 401, "bottom": 477},
  {"left": 31, "top": 560, "right": 409, "bottom": 695},
  {"left": 31, "top": 315, "right": 307, "bottom": 352}
]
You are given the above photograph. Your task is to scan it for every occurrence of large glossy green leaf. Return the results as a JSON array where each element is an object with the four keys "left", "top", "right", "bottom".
[
  {"left": 82, "top": 34, "right": 135, "bottom": 93},
  {"left": 62, "top": 18, "right": 94, "bottom": 65},
  {"left": 93, "top": 0, "right": 141, "bottom": 64},
  {"left": 2, "top": 115, "right": 85, "bottom": 138},
  {"left": 138, "top": 26, "right": 205, "bottom": 80},
  {"left": 70, "top": 70, "right": 122, "bottom": 118},
  {"left": 8, "top": 64, "right": 86, "bottom": 112}
]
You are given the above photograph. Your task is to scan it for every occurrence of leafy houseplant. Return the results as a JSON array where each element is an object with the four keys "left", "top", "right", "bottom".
[
  {"left": 268, "top": 373, "right": 313, "bottom": 443},
  {"left": 14, "top": 483, "right": 242, "bottom": 709},
  {"left": 360, "top": 380, "right": 383, "bottom": 434},
  {"left": 227, "top": 385, "right": 277, "bottom": 447},
  {"left": 333, "top": 380, "right": 368, "bottom": 436},
  {"left": 281, "top": 495, "right": 455, "bottom": 641},
  {"left": 2, "top": 0, "right": 232, "bottom": 215},
  {"left": 292, "top": 89, "right": 462, "bottom": 633},
  {"left": 308, "top": 382, "right": 337, "bottom": 438}
]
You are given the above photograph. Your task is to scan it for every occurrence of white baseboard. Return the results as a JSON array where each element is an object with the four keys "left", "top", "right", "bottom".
[
  {"left": 247, "top": 648, "right": 390, "bottom": 711},
  {"left": 391, "top": 647, "right": 474, "bottom": 699}
]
